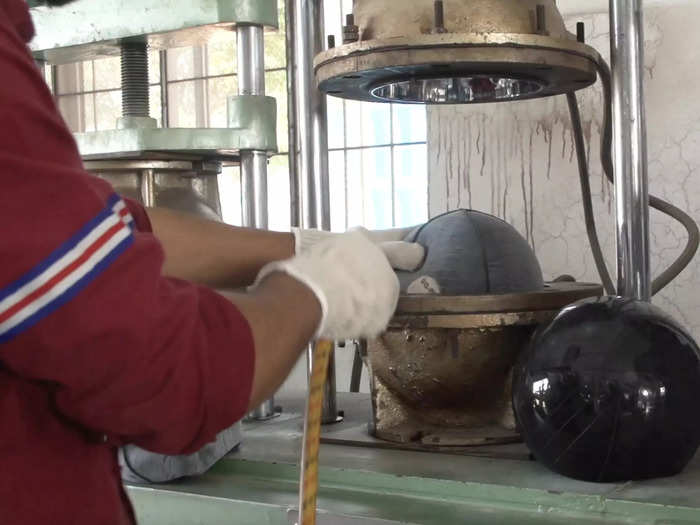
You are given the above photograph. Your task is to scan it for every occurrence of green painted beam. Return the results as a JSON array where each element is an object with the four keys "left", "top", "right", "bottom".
[
  {"left": 126, "top": 458, "right": 700, "bottom": 525},
  {"left": 73, "top": 96, "right": 277, "bottom": 159},
  {"left": 29, "top": 0, "right": 278, "bottom": 64}
]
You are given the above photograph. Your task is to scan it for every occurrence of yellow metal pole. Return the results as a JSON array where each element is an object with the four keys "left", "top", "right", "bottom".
[{"left": 298, "top": 339, "right": 334, "bottom": 525}]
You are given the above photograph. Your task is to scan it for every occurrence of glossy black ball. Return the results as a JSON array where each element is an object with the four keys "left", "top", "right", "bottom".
[{"left": 513, "top": 296, "right": 700, "bottom": 482}]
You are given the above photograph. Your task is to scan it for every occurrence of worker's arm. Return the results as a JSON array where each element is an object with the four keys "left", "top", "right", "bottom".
[
  {"left": 0, "top": 6, "right": 393, "bottom": 459},
  {"left": 145, "top": 207, "right": 295, "bottom": 289},
  {"left": 145, "top": 207, "right": 426, "bottom": 288},
  {"left": 0, "top": 181, "right": 321, "bottom": 455},
  {"left": 224, "top": 273, "right": 320, "bottom": 409}
]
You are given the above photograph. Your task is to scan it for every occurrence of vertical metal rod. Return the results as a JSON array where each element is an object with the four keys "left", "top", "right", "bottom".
[
  {"left": 241, "top": 151, "right": 269, "bottom": 229},
  {"left": 294, "top": 0, "right": 339, "bottom": 424},
  {"left": 50, "top": 65, "right": 59, "bottom": 99},
  {"left": 159, "top": 50, "right": 170, "bottom": 127},
  {"left": 609, "top": 0, "right": 651, "bottom": 301},
  {"left": 237, "top": 25, "right": 268, "bottom": 229},
  {"left": 293, "top": 0, "right": 331, "bottom": 231},
  {"left": 140, "top": 169, "right": 156, "bottom": 208},
  {"left": 239, "top": 23, "right": 276, "bottom": 421},
  {"left": 285, "top": 0, "right": 302, "bottom": 228},
  {"left": 238, "top": 26, "right": 266, "bottom": 96}
]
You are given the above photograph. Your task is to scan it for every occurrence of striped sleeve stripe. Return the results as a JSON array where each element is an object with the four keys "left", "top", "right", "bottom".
[{"left": 0, "top": 194, "right": 135, "bottom": 343}]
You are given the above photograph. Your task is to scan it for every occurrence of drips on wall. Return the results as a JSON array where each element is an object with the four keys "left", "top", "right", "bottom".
[{"left": 427, "top": 6, "right": 700, "bottom": 337}]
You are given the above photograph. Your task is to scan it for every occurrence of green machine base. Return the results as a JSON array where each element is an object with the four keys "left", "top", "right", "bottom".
[{"left": 127, "top": 394, "right": 700, "bottom": 525}]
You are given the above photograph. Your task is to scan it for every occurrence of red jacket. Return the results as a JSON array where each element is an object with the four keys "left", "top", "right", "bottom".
[{"left": 0, "top": 2, "right": 255, "bottom": 523}]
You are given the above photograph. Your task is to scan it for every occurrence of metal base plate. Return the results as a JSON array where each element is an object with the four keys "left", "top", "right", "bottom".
[{"left": 315, "top": 34, "right": 601, "bottom": 104}]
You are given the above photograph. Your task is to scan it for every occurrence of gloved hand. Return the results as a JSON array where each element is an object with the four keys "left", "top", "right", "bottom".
[
  {"left": 292, "top": 225, "right": 424, "bottom": 272},
  {"left": 252, "top": 231, "right": 399, "bottom": 340}
]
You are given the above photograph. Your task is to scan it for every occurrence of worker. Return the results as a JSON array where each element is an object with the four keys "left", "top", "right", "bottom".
[{"left": 0, "top": 1, "right": 425, "bottom": 524}]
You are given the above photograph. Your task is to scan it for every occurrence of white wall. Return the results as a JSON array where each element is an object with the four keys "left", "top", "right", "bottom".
[
  {"left": 557, "top": 0, "right": 679, "bottom": 15},
  {"left": 427, "top": 2, "right": 700, "bottom": 337}
]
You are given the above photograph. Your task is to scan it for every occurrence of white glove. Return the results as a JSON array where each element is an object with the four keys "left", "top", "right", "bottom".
[
  {"left": 252, "top": 231, "right": 399, "bottom": 340},
  {"left": 292, "top": 225, "right": 424, "bottom": 272}
]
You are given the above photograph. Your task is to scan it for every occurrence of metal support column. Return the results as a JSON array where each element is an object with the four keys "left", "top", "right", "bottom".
[
  {"left": 239, "top": 24, "right": 276, "bottom": 421},
  {"left": 285, "top": 0, "right": 301, "bottom": 229},
  {"left": 610, "top": 0, "right": 651, "bottom": 301},
  {"left": 293, "top": 0, "right": 341, "bottom": 424}
]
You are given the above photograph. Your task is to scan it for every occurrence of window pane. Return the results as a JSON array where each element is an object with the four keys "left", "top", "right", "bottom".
[
  {"left": 168, "top": 80, "right": 206, "bottom": 127},
  {"left": 219, "top": 166, "right": 242, "bottom": 226},
  {"left": 264, "top": 31, "right": 286, "bottom": 71},
  {"left": 345, "top": 148, "right": 394, "bottom": 229},
  {"left": 206, "top": 37, "right": 236, "bottom": 76},
  {"left": 345, "top": 100, "right": 391, "bottom": 148},
  {"left": 362, "top": 146, "right": 393, "bottom": 228},
  {"left": 166, "top": 46, "right": 205, "bottom": 81},
  {"left": 393, "top": 144, "right": 428, "bottom": 227},
  {"left": 329, "top": 150, "right": 346, "bottom": 232},
  {"left": 344, "top": 99, "right": 363, "bottom": 148},
  {"left": 327, "top": 95, "right": 345, "bottom": 150},
  {"left": 341, "top": 0, "right": 354, "bottom": 21},
  {"left": 266, "top": 70, "right": 287, "bottom": 152},
  {"left": 58, "top": 94, "right": 94, "bottom": 132},
  {"left": 268, "top": 155, "right": 291, "bottom": 232},
  {"left": 149, "top": 85, "right": 162, "bottom": 127},
  {"left": 361, "top": 102, "right": 391, "bottom": 146},
  {"left": 346, "top": 149, "right": 363, "bottom": 228},
  {"left": 149, "top": 50, "right": 161, "bottom": 84},
  {"left": 324, "top": 0, "right": 342, "bottom": 43},
  {"left": 207, "top": 75, "right": 237, "bottom": 128},
  {"left": 392, "top": 104, "right": 427, "bottom": 144},
  {"left": 93, "top": 56, "right": 121, "bottom": 91},
  {"left": 82, "top": 62, "right": 94, "bottom": 92},
  {"left": 94, "top": 90, "right": 122, "bottom": 130},
  {"left": 56, "top": 62, "right": 90, "bottom": 94}
]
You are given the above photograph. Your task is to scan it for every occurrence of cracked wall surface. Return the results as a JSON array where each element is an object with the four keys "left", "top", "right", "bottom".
[{"left": 427, "top": 4, "right": 700, "bottom": 337}]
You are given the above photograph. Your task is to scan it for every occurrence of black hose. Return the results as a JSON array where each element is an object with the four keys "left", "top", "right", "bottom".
[
  {"left": 569, "top": 57, "right": 699, "bottom": 296},
  {"left": 567, "top": 92, "right": 616, "bottom": 295},
  {"left": 648, "top": 196, "right": 700, "bottom": 294}
]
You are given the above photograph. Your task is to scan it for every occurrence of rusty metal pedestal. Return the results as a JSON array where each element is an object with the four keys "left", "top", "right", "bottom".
[{"left": 365, "top": 282, "right": 603, "bottom": 449}]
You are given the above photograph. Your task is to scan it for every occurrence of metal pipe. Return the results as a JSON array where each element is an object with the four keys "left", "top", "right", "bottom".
[
  {"left": 247, "top": 399, "right": 276, "bottom": 421},
  {"left": 609, "top": 0, "right": 651, "bottom": 301},
  {"left": 237, "top": 25, "right": 265, "bottom": 96},
  {"left": 140, "top": 169, "right": 156, "bottom": 207},
  {"left": 285, "top": 0, "right": 301, "bottom": 228},
  {"left": 237, "top": 24, "right": 267, "bottom": 230},
  {"left": 241, "top": 151, "right": 269, "bottom": 229},
  {"left": 294, "top": 0, "right": 339, "bottom": 424},
  {"left": 238, "top": 23, "right": 276, "bottom": 421},
  {"left": 349, "top": 342, "right": 364, "bottom": 393},
  {"left": 159, "top": 50, "right": 169, "bottom": 127},
  {"left": 293, "top": 0, "right": 331, "bottom": 231}
]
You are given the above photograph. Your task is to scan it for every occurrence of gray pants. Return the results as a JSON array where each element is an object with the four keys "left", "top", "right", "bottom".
[{"left": 119, "top": 422, "right": 242, "bottom": 484}]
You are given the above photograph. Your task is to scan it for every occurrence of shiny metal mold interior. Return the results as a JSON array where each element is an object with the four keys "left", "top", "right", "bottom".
[
  {"left": 364, "top": 282, "right": 603, "bottom": 448},
  {"left": 84, "top": 157, "right": 223, "bottom": 220},
  {"left": 314, "top": 0, "right": 601, "bottom": 104}
]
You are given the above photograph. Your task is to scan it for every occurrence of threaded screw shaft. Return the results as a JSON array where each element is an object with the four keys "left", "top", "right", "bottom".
[{"left": 121, "top": 42, "right": 150, "bottom": 118}]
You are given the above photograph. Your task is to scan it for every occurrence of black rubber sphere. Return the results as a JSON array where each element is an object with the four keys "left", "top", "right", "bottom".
[{"left": 513, "top": 296, "right": 700, "bottom": 482}]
